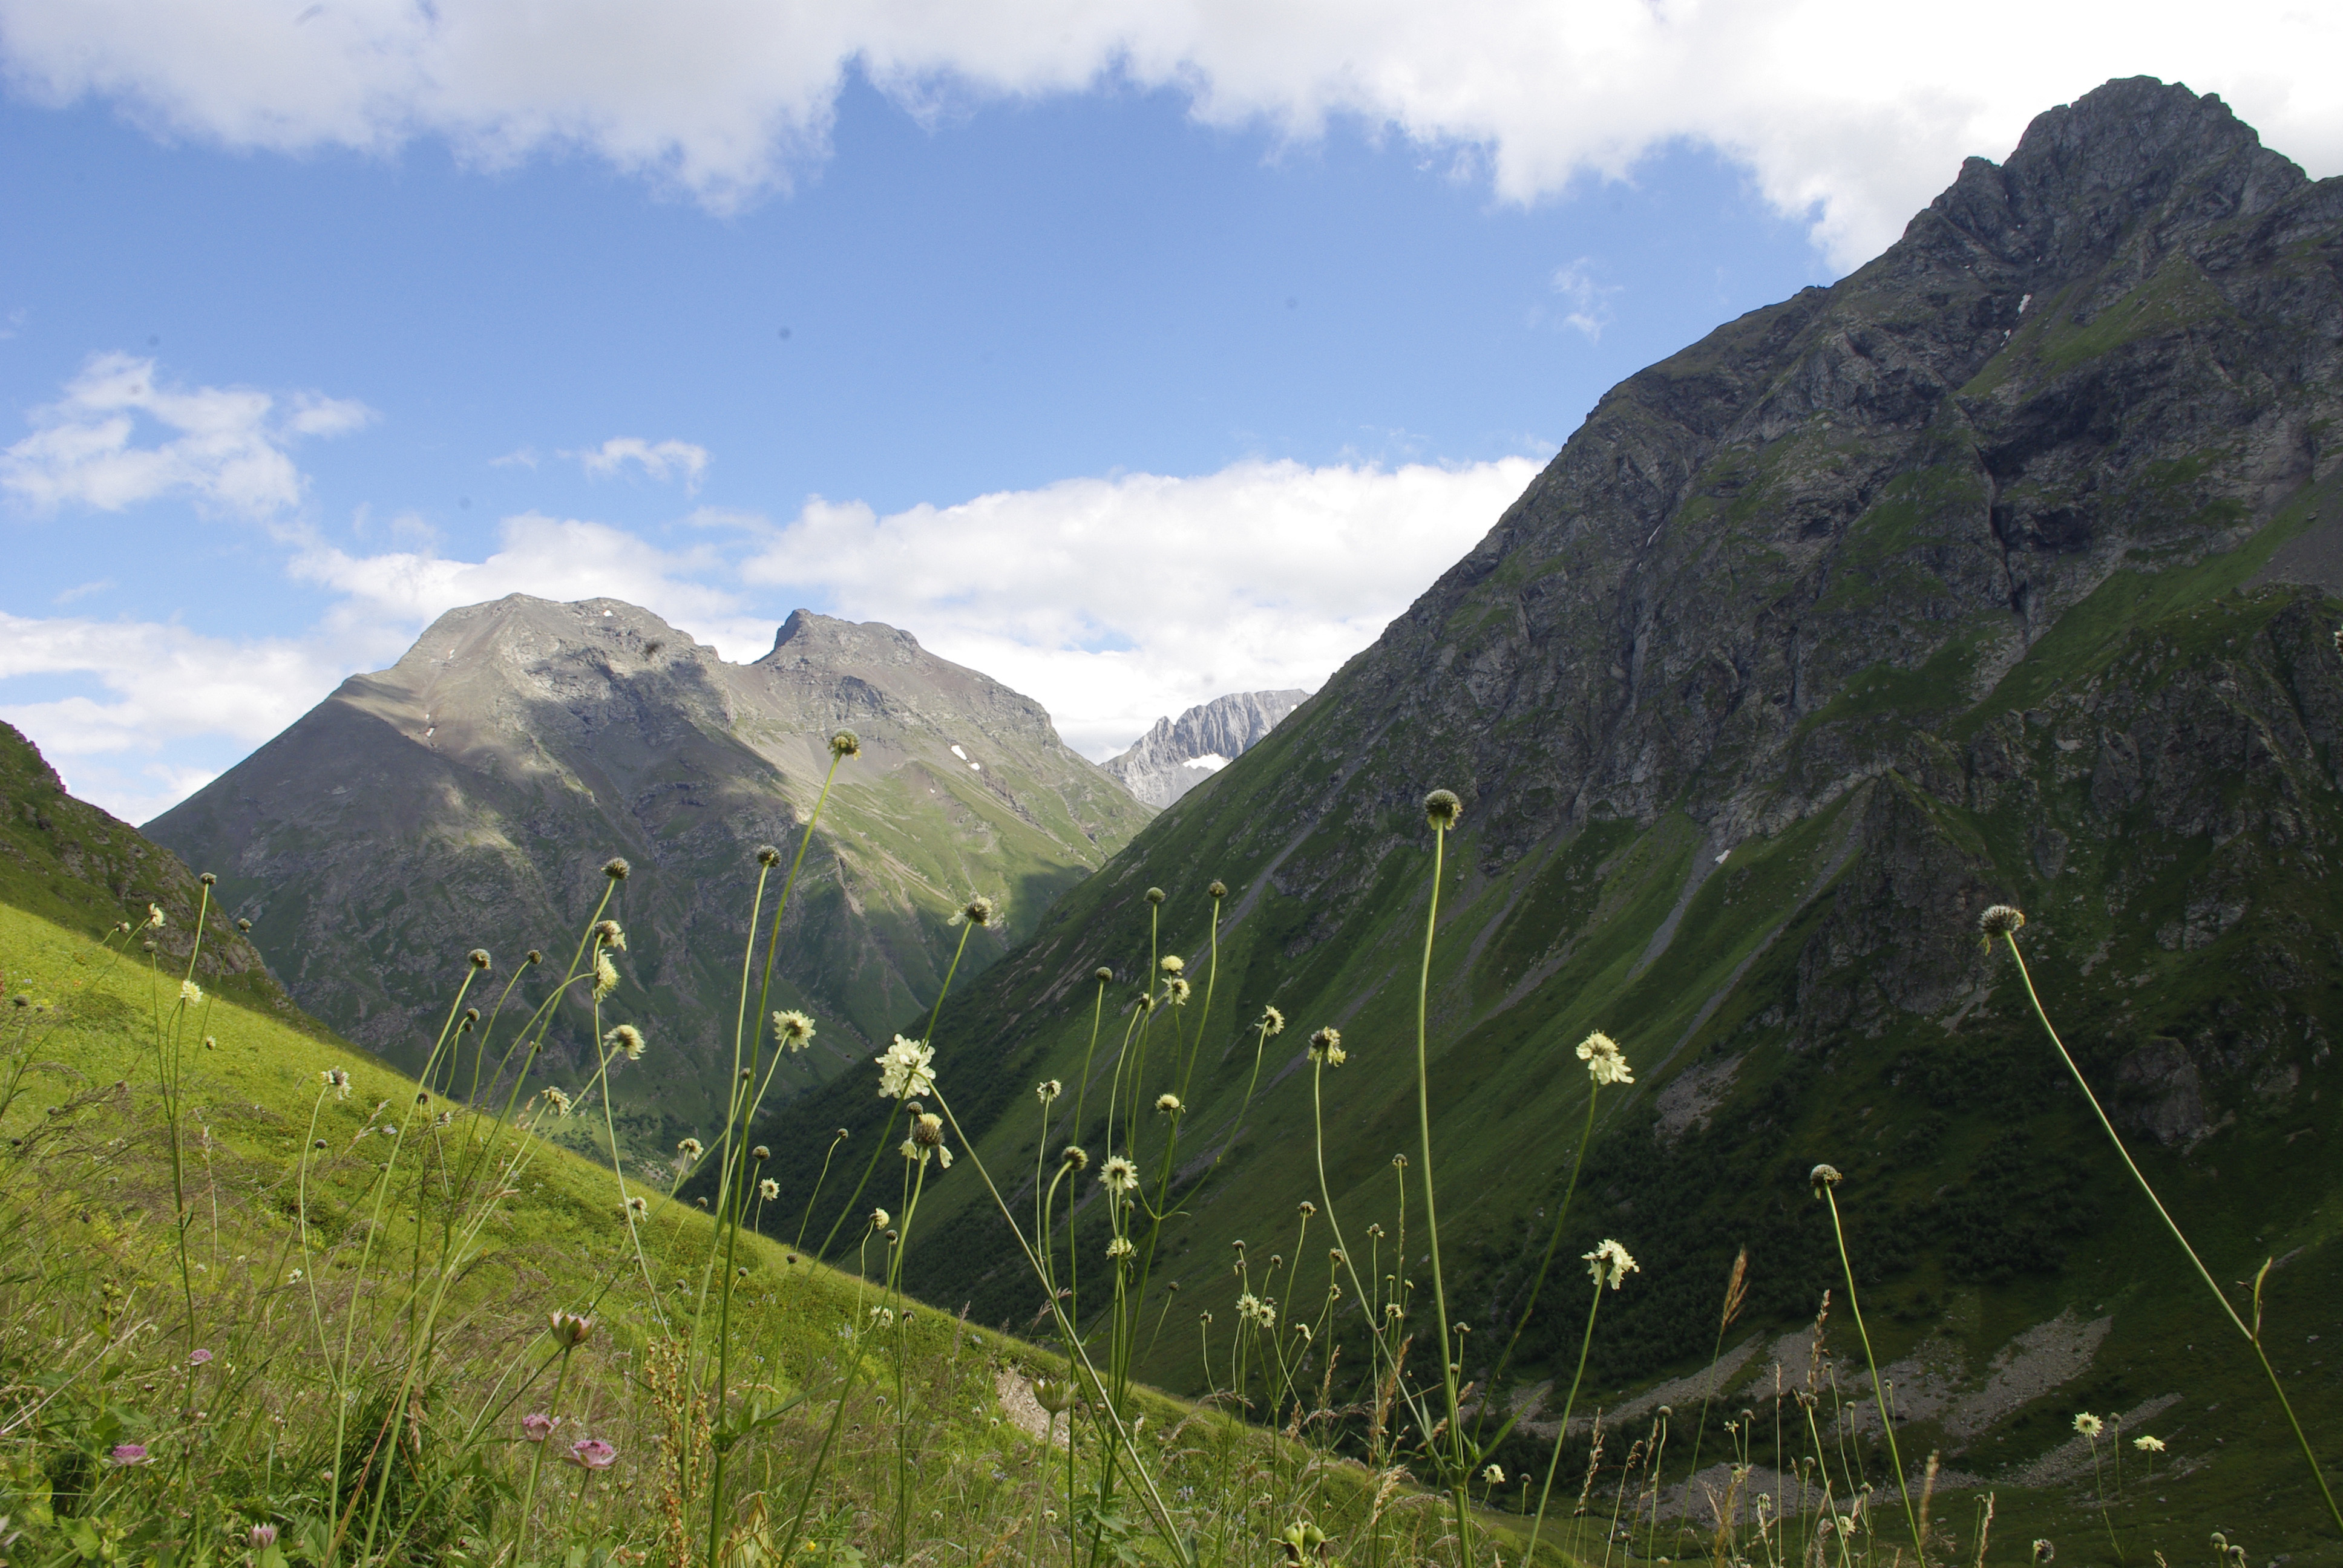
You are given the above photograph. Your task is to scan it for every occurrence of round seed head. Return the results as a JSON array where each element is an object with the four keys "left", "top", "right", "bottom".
[
  {"left": 752, "top": 1145, "right": 770, "bottom": 1161},
  {"left": 526, "top": 949, "right": 543, "bottom": 965},
  {"left": 1979, "top": 904, "right": 2027, "bottom": 936},
  {"left": 1145, "top": 887, "right": 1165, "bottom": 905},
  {"left": 1423, "top": 789, "right": 1463, "bottom": 829},
  {"left": 830, "top": 729, "right": 861, "bottom": 758},
  {"left": 601, "top": 857, "right": 630, "bottom": 881},
  {"left": 236, "top": 917, "right": 252, "bottom": 931},
  {"left": 1094, "top": 966, "right": 1114, "bottom": 983},
  {"left": 1155, "top": 1093, "right": 1182, "bottom": 1114},
  {"left": 1060, "top": 1145, "right": 1089, "bottom": 1170},
  {"left": 200, "top": 872, "right": 217, "bottom": 886},
  {"left": 1207, "top": 880, "right": 1227, "bottom": 899},
  {"left": 468, "top": 948, "right": 491, "bottom": 969},
  {"left": 1809, "top": 1163, "right": 1843, "bottom": 1195},
  {"left": 755, "top": 843, "right": 782, "bottom": 867}
]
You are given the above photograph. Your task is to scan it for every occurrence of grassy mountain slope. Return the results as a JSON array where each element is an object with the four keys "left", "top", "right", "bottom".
[
  {"left": 744, "top": 80, "right": 2343, "bottom": 1557},
  {"left": 145, "top": 597, "right": 1153, "bottom": 1139}
]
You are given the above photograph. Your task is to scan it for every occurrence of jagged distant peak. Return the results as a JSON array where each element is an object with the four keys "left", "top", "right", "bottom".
[
  {"left": 760, "top": 608, "right": 928, "bottom": 667},
  {"left": 1103, "top": 689, "right": 1309, "bottom": 809}
]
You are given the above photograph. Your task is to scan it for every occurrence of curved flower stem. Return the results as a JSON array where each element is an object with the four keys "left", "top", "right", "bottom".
[
  {"left": 1470, "top": 1085, "right": 1599, "bottom": 1460},
  {"left": 514, "top": 1347, "right": 574, "bottom": 1549},
  {"left": 1999, "top": 932, "right": 2342, "bottom": 1534},
  {"left": 1525, "top": 1281, "right": 1605, "bottom": 1566},
  {"left": 1414, "top": 820, "right": 1467, "bottom": 1551},
  {"left": 1820, "top": 1184, "right": 1922, "bottom": 1563}
]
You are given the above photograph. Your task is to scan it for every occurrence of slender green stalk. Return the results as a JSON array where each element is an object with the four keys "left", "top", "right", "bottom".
[
  {"left": 514, "top": 1346, "right": 577, "bottom": 1543},
  {"left": 1470, "top": 1086, "right": 1600, "bottom": 1460},
  {"left": 1525, "top": 1281, "right": 1606, "bottom": 1565},
  {"left": 1997, "top": 927, "right": 2343, "bottom": 1534},
  {"left": 1818, "top": 1180, "right": 1922, "bottom": 1563},
  {"left": 1412, "top": 813, "right": 1468, "bottom": 1549}
]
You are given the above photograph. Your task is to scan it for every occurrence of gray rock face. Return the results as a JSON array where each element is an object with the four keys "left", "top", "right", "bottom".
[
  {"left": 145, "top": 596, "right": 1153, "bottom": 1133},
  {"left": 1101, "top": 690, "right": 1310, "bottom": 808}
]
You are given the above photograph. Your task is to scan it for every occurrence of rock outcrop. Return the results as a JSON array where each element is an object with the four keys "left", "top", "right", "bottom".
[{"left": 1101, "top": 690, "right": 1309, "bottom": 808}]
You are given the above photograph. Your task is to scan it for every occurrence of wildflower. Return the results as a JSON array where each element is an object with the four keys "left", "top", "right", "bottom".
[
  {"left": 755, "top": 844, "right": 782, "bottom": 867},
  {"left": 567, "top": 1437, "right": 617, "bottom": 1469},
  {"left": 458, "top": 1007, "right": 479, "bottom": 1031},
  {"left": 868, "top": 1305, "right": 895, "bottom": 1327},
  {"left": 2073, "top": 1413, "right": 2102, "bottom": 1438},
  {"left": 1095, "top": 965, "right": 1115, "bottom": 983},
  {"left": 467, "top": 948, "right": 492, "bottom": 970},
  {"left": 1145, "top": 886, "right": 1166, "bottom": 905},
  {"left": 1107, "top": 1236, "right": 1136, "bottom": 1261},
  {"left": 1101, "top": 1155, "right": 1139, "bottom": 1195},
  {"left": 605, "top": 1024, "right": 646, "bottom": 1061},
  {"left": 526, "top": 949, "right": 543, "bottom": 964},
  {"left": 602, "top": 857, "right": 630, "bottom": 881},
  {"left": 1237, "top": 1293, "right": 1276, "bottom": 1328},
  {"left": 759, "top": 1178, "right": 779, "bottom": 1201},
  {"left": 1032, "top": 1377, "right": 1072, "bottom": 1414},
  {"left": 1260, "top": 1004, "right": 1285, "bottom": 1036},
  {"left": 189, "top": 1348, "right": 212, "bottom": 1365},
  {"left": 1423, "top": 788, "right": 1463, "bottom": 829},
  {"left": 1483, "top": 1463, "right": 1505, "bottom": 1485},
  {"left": 1584, "top": 1238, "right": 1640, "bottom": 1289},
  {"left": 1161, "top": 954, "right": 1184, "bottom": 975},
  {"left": 322, "top": 1068, "right": 351, "bottom": 1099},
  {"left": 110, "top": 1443, "right": 148, "bottom": 1465},
  {"left": 201, "top": 871, "right": 217, "bottom": 886},
  {"left": 1156, "top": 1093, "right": 1183, "bottom": 1114},
  {"left": 288, "top": 1269, "right": 303, "bottom": 1282},
  {"left": 1576, "top": 1030, "right": 1632, "bottom": 1085},
  {"left": 2133, "top": 1434, "right": 2164, "bottom": 1452},
  {"left": 1810, "top": 1163, "right": 1843, "bottom": 1194},
  {"left": 830, "top": 730, "right": 860, "bottom": 758},
  {"left": 236, "top": 917, "right": 252, "bottom": 932},
  {"left": 876, "top": 1035, "right": 937, "bottom": 1099},
  {"left": 1165, "top": 976, "right": 1191, "bottom": 1004},
  {"left": 1208, "top": 879, "right": 1227, "bottom": 899},
  {"left": 203, "top": 1036, "right": 217, "bottom": 1050},
  {"left": 545, "top": 1086, "right": 574, "bottom": 1118},
  {"left": 2031, "top": 1541, "right": 2054, "bottom": 1565},
  {"left": 148, "top": 903, "right": 165, "bottom": 928},
  {"left": 522, "top": 1411, "right": 558, "bottom": 1442},
  {"left": 773, "top": 1010, "right": 816, "bottom": 1050},
  {"left": 548, "top": 1310, "right": 594, "bottom": 1347},
  {"left": 1060, "top": 1145, "right": 1089, "bottom": 1170},
  {"left": 1297, "top": 1200, "right": 1316, "bottom": 1218},
  {"left": 1307, "top": 1027, "right": 1345, "bottom": 1066},
  {"left": 870, "top": 1207, "right": 890, "bottom": 1230},
  {"left": 592, "top": 951, "right": 620, "bottom": 999},
  {"left": 248, "top": 1524, "right": 278, "bottom": 1548},
  {"left": 1037, "top": 1079, "right": 1062, "bottom": 1103},
  {"left": 952, "top": 895, "right": 998, "bottom": 927},
  {"left": 1979, "top": 904, "right": 2027, "bottom": 937},
  {"left": 180, "top": 979, "right": 203, "bottom": 1008},
  {"left": 627, "top": 1195, "right": 647, "bottom": 1215},
  {"left": 753, "top": 1145, "right": 769, "bottom": 1160},
  {"left": 912, "top": 1110, "right": 945, "bottom": 1147}
]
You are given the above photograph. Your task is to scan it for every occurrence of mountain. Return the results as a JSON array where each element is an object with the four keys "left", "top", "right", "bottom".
[
  {"left": 1101, "top": 689, "right": 1310, "bottom": 807},
  {"left": 746, "top": 79, "right": 2343, "bottom": 1541},
  {"left": 145, "top": 597, "right": 1153, "bottom": 1135},
  {"left": 0, "top": 720, "right": 304, "bottom": 1018}
]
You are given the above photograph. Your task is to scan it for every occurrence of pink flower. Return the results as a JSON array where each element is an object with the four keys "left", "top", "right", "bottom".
[
  {"left": 520, "top": 1412, "right": 557, "bottom": 1442},
  {"left": 567, "top": 1437, "right": 617, "bottom": 1469},
  {"left": 189, "top": 1348, "right": 213, "bottom": 1365},
  {"left": 110, "top": 1443, "right": 148, "bottom": 1465},
  {"left": 248, "top": 1524, "right": 278, "bottom": 1547}
]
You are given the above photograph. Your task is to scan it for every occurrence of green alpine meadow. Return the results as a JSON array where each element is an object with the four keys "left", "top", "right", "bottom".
[{"left": 5, "top": 74, "right": 2343, "bottom": 1568}]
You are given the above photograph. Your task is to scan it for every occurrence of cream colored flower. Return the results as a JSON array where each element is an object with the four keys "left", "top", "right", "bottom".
[
  {"left": 773, "top": 1010, "right": 816, "bottom": 1051},
  {"left": 179, "top": 979, "right": 203, "bottom": 1008},
  {"left": 1101, "top": 1155, "right": 1139, "bottom": 1195},
  {"left": 1576, "top": 1031, "right": 1632, "bottom": 1085},
  {"left": 1584, "top": 1238, "right": 1639, "bottom": 1289},
  {"left": 876, "top": 1035, "right": 936, "bottom": 1099},
  {"left": 1159, "top": 954, "right": 1184, "bottom": 975},
  {"left": 2073, "top": 1413, "right": 2102, "bottom": 1438},
  {"left": 2132, "top": 1434, "right": 2164, "bottom": 1453}
]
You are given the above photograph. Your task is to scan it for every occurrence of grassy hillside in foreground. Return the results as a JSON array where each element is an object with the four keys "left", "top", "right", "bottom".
[{"left": 0, "top": 900, "right": 1456, "bottom": 1566}]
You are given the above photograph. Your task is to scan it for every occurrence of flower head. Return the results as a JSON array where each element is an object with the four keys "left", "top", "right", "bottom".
[
  {"left": 1101, "top": 1155, "right": 1140, "bottom": 1195},
  {"left": 605, "top": 1024, "right": 646, "bottom": 1061},
  {"left": 830, "top": 730, "right": 860, "bottom": 758},
  {"left": 601, "top": 857, "right": 630, "bottom": 881},
  {"left": 953, "top": 895, "right": 998, "bottom": 927},
  {"left": 111, "top": 1443, "right": 148, "bottom": 1465},
  {"left": 548, "top": 1310, "right": 594, "bottom": 1348},
  {"left": 1307, "top": 1027, "right": 1345, "bottom": 1067},
  {"left": 1106, "top": 1236, "right": 1136, "bottom": 1261},
  {"left": 1160, "top": 954, "right": 1184, "bottom": 975},
  {"left": 322, "top": 1068, "right": 351, "bottom": 1099},
  {"left": 1260, "top": 1004, "right": 1285, "bottom": 1037},
  {"left": 180, "top": 979, "right": 203, "bottom": 1008},
  {"left": 236, "top": 917, "right": 252, "bottom": 932},
  {"left": 468, "top": 948, "right": 492, "bottom": 970},
  {"left": 678, "top": 1137, "right": 704, "bottom": 1161},
  {"left": 1423, "top": 789, "right": 1463, "bottom": 829},
  {"left": 2073, "top": 1413, "right": 2102, "bottom": 1439},
  {"left": 1155, "top": 1093, "right": 1183, "bottom": 1115},
  {"left": 189, "top": 1348, "right": 212, "bottom": 1365},
  {"left": 1584, "top": 1238, "right": 1640, "bottom": 1290},
  {"left": 773, "top": 1010, "right": 816, "bottom": 1051},
  {"left": 593, "top": 919, "right": 626, "bottom": 950},
  {"left": 1165, "top": 976, "right": 1191, "bottom": 1004},
  {"left": 1576, "top": 1031, "right": 1632, "bottom": 1085},
  {"left": 2133, "top": 1434, "right": 2164, "bottom": 1453},
  {"left": 147, "top": 903, "right": 165, "bottom": 929},
  {"left": 1979, "top": 904, "right": 2027, "bottom": 938},
  {"left": 568, "top": 1437, "right": 617, "bottom": 1469},
  {"left": 876, "top": 1035, "right": 937, "bottom": 1099},
  {"left": 1236, "top": 1293, "right": 1276, "bottom": 1328},
  {"left": 870, "top": 1207, "right": 890, "bottom": 1230},
  {"left": 592, "top": 951, "right": 620, "bottom": 999},
  {"left": 1060, "top": 1145, "right": 1089, "bottom": 1171},
  {"left": 1483, "top": 1463, "right": 1505, "bottom": 1485},
  {"left": 1810, "top": 1163, "right": 1843, "bottom": 1195},
  {"left": 544, "top": 1086, "right": 574, "bottom": 1118},
  {"left": 1031, "top": 1377, "right": 1073, "bottom": 1414},
  {"left": 759, "top": 1178, "right": 779, "bottom": 1201},
  {"left": 1144, "top": 886, "right": 1165, "bottom": 905},
  {"left": 1037, "top": 1079, "right": 1062, "bottom": 1103},
  {"left": 1208, "top": 880, "right": 1227, "bottom": 899},
  {"left": 247, "top": 1524, "right": 278, "bottom": 1548},
  {"left": 522, "top": 1411, "right": 558, "bottom": 1442},
  {"left": 627, "top": 1195, "right": 647, "bottom": 1214},
  {"left": 1095, "top": 965, "right": 1115, "bottom": 983}
]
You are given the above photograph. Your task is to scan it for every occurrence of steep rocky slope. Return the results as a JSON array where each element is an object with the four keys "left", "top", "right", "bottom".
[
  {"left": 146, "top": 598, "right": 1153, "bottom": 1132},
  {"left": 747, "top": 80, "right": 2343, "bottom": 1544},
  {"left": 1102, "top": 689, "right": 1309, "bottom": 807}
]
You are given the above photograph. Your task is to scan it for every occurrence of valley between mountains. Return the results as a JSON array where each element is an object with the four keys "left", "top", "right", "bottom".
[{"left": 8, "top": 72, "right": 2342, "bottom": 1553}]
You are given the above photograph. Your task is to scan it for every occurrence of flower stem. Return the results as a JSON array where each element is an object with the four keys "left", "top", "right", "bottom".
[{"left": 1821, "top": 1185, "right": 1922, "bottom": 1563}]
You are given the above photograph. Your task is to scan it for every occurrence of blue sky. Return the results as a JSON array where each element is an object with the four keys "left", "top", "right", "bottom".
[{"left": 2, "top": 2, "right": 2338, "bottom": 820}]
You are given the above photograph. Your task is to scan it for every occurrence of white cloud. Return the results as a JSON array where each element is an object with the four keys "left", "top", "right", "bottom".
[
  {"left": 1547, "top": 260, "right": 1619, "bottom": 341},
  {"left": 4, "top": 2, "right": 2339, "bottom": 264},
  {"left": 0, "top": 353, "right": 375, "bottom": 518},
  {"left": 569, "top": 437, "right": 710, "bottom": 491},
  {"left": 739, "top": 456, "right": 1544, "bottom": 757}
]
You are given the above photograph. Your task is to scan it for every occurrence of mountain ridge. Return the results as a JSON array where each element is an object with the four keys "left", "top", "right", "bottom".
[{"left": 1102, "top": 688, "right": 1309, "bottom": 808}]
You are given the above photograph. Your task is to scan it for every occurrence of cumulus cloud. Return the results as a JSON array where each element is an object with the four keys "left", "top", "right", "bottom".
[
  {"left": 0, "top": 353, "right": 375, "bottom": 518},
  {"left": 1546, "top": 260, "right": 1619, "bottom": 341},
  {"left": 569, "top": 436, "right": 710, "bottom": 491},
  {"left": 739, "top": 456, "right": 1544, "bottom": 757},
  {"left": 3, "top": 2, "right": 2339, "bottom": 263}
]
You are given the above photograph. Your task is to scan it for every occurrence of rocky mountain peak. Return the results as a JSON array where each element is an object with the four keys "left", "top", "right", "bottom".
[
  {"left": 762, "top": 609, "right": 926, "bottom": 669},
  {"left": 1102, "top": 690, "right": 1310, "bottom": 809}
]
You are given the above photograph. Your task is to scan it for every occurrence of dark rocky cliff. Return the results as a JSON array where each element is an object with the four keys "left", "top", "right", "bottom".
[{"left": 1103, "top": 688, "right": 1309, "bottom": 807}]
